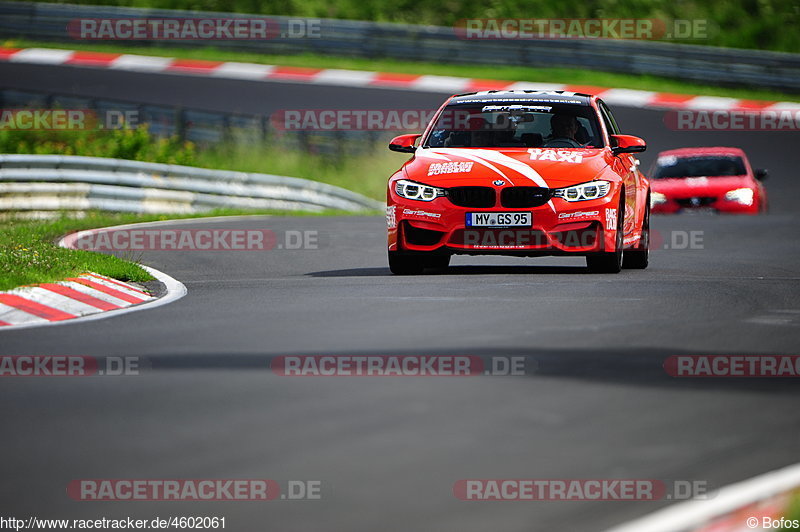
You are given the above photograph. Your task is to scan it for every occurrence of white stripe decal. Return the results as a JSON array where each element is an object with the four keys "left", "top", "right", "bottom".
[
  {"left": 415, "top": 150, "right": 452, "bottom": 161},
  {"left": 429, "top": 149, "right": 514, "bottom": 185},
  {"left": 465, "top": 149, "right": 557, "bottom": 212}
]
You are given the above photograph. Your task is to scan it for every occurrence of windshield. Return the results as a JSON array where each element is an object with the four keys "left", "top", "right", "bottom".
[
  {"left": 423, "top": 102, "right": 604, "bottom": 149},
  {"left": 653, "top": 155, "right": 746, "bottom": 179}
]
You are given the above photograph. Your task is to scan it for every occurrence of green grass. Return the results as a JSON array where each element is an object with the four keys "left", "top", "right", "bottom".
[
  {"left": 6, "top": 38, "right": 800, "bottom": 103},
  {"left": 193, "top": 143, "right": 402, "bottom": 200},
  {"left": 18, "top": 0, "right": 800, "bottom": 53},
  {"left": 782, "top": 493, "right": 800, "bottom": 530},
  {"left": 0, "top": 208, "right": 355, "bottom": 291},
  {"left": 0, "top": 124, "right": 197, "bottom": 163}
]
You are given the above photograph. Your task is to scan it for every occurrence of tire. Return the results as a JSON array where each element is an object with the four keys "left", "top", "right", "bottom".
[
  {"left": 586, "top": 196, "right": 624, "bottom": 274},
  {"left": 388, "top": 251, "right": 425, "bottom": 275},
  {"left": 623, "top": 198, "right": 649, "bottom": 269},
  {"left": 425, "top": 254, "right": 451, "bottom": 270}
]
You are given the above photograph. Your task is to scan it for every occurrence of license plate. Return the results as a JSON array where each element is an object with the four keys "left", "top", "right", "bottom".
[{"left": 466, "top": 212, "right": 531, "bottom": 227}]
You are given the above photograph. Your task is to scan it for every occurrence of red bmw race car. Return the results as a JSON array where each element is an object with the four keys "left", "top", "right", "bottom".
[
  {"left": 386, "top": 90, "right": 650, "bottom": 274},
  {"left": 649, "top": 147, "right": 768, "bottom": 214}
]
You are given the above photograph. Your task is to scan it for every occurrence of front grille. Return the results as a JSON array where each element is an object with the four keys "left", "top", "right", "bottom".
[
  {"left": 501, "top": 186, "right": 552, "bottom": 208},
  {"left": 676, "top": 197, "right": 717, "bottom": 208},
  {"left": 446, "top": 186, "right": 495, "bottom": 208}
]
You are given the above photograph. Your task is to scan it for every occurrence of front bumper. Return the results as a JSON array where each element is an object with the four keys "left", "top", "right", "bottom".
[
  {"left": 652, "top": 194, "right": 760, "bottom": 215},
  {"left": 387, "top": 193, "right": 620, "bottom": 256}
]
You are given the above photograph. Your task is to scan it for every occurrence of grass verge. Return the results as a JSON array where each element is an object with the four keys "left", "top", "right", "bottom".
[
  {"left": 782, "top": 493, "right": 800, "bottom": 530},
  {"left": 6, "top": 38, "right": 800, "bottom": 103},
  {"left": 193, "top": 143, "right": 401, "bottom": 200},
  {"left": 0, "top": 208, "right": 350, "bottom": 291}
]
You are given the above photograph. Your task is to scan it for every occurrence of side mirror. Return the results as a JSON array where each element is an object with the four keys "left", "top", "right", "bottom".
[
  {"left": 610, "top": 134, "right": 646, "bottom": 155},
  {"left": 389, "top": 134, "right": 420, "bottom": 153},
  {"left": 755, "top": 168, "right": 768, "bottom": 181}
]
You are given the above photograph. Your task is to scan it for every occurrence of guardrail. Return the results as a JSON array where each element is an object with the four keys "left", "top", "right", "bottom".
[
  {"left": 0, "top": 154, "right": 382, "bottom": 214},
  {"left": 0, "top": 1, "right": 799, "bottom": 91}
]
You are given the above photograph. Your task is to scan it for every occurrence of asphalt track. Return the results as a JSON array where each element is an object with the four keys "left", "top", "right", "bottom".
[{"left": 1, "top": 63, "right": 799, "bottom": 531}]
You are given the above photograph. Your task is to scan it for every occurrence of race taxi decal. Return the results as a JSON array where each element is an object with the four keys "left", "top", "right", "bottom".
[
  {"left": 605, "top": 208, "right": 618, "bottom": 230},
  {"left": 428, "top": 161, "right": 474, "bottom": 176},
  {"left": 403, "top": 208, "right": 442, "bottom": 219},
  {"left": 527, "top": 149, "right": 583, "bottom": 163},
  {"left": 386, "top": 205, "right": 397, "bottom": 228},
  {"left": 558, "top": 210, "right": 599, "bottom": 220}
]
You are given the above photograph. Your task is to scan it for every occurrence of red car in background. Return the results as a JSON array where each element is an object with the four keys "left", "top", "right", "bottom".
[{"left": 649, "top": 147, "right": 768, "bottom": 214}]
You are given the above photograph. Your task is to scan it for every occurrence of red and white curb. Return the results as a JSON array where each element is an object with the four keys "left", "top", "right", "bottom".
[
  {"left": 0, "top": 272, "right": 154, "bottom": 328},
  {"left": 0, "top": 224, "right": 188, "bottom": 330},
  {"left": 605, "top": 461, "right": 800, "bottom": 532},
  {"left": 1, "top": 46, "right": 796, "bottom": 111}
]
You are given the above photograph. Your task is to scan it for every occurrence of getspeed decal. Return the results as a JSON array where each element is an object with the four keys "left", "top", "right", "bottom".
[
  {"left": 428, "top": 161, "right": 474, "bottom": 176},
  {"left": 558, "top": 210, "right": 599, "bottom": 220},
  {"left": 528, "top": 149, "right": 583, "bottom": 163},
  {"left": 403, "top": 209, "right": 442, "bottom": 219}
]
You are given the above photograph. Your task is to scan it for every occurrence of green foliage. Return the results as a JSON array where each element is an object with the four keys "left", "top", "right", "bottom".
[
  {"left": 27, "top": 0, "right": 800, "bottom": 52},
  {"left": 0, "top": 125, "right": 197, "bottom": 164}
]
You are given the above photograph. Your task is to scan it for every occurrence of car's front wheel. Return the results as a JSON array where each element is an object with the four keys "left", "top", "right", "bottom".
[
  {"left": 623, "top": 198, "right": 649, "bottom": 269},
  {"left": 586, "top": 197, "right": 624, "bottom": 274},
  {"left": 388, "top": 251, "right": 450, "bottom": 274},
  {"left": 389, "top": 251, "right": 424, "bottom": 275}
]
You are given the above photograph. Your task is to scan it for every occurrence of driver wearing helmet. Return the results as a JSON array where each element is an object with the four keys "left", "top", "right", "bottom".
[{"left": 549, "top": 114, "right": 580, "bottom": 143}]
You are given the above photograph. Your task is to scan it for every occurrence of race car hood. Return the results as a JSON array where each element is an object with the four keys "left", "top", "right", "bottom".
[
  {"left": 651, "top": 175, "right": 753, "bottom": 198},
  {"left": 406, "top": 147, "right": 610, "bottom": 188}
]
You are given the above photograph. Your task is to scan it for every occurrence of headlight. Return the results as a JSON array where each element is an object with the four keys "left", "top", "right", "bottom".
[
  {"left": 724, "top": 188, "right": 754, "bottom": 206},
  {"left": 651, "top": 192, "right": 668, "bottom": 206},
  {"left": 552, "top": 181, "right": 611, "bottom": 202},
  {"left": 394, "top": 179, "right": 445, "bottom": 202}
]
